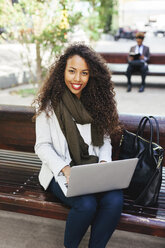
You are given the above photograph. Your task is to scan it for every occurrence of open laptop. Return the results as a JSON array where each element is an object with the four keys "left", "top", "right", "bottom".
[{"left": 56, "top": 158, "right": 138, "bottom": 197}]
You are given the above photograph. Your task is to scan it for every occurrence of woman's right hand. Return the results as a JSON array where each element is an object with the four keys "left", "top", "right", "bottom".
[{"left": 61, "top": 165, "right": 71, "bottom": 184}]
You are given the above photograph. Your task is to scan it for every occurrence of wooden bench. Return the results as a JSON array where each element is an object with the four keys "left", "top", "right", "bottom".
[
  {"left": 0, "top": 105, "right": 165, "bottom": 237},
  {"left": 99, "top": 52, "right": 165, "bottom": 78}
]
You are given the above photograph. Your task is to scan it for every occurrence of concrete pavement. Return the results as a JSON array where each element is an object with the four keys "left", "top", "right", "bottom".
[{"left": 0, "top": 210, "right": 165, "bottom": 248}]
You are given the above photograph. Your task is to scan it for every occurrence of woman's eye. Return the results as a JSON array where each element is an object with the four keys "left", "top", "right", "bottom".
[
  {"left": 69, "top": 69, "right": 75, "bottom": 73},
  {"left": 82, "top": 71, "right": 88, "bottom": 76}
]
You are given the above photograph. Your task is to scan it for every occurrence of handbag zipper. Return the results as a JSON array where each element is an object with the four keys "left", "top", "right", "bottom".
[
  {"left": 119, "top": 135, "right": 124, "bottom": 146},
  {"left": 157, "top": 156, "right": 163, "bottom": 169},
  {"left": 120, "top": 130, "right": 163, "bottom": 150}
]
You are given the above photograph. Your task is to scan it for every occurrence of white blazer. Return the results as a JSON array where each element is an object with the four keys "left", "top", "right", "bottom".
[{"left": 35, "top": 109, "right": 112, "bottom": 190}]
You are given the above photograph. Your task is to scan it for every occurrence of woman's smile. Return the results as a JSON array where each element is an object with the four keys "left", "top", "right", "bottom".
[{"left": 71, "top": 83, "right": 82, "bottom": 90}]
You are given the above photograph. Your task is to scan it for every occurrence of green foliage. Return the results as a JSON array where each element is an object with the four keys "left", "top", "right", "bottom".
[
  {"left": 0, "top": 0, "right": 80, "bottom": 44},
  {"left": 82, "top": 0, "right": 117, "bottom": 36},
  {"left": 98, "top": 0, "right": 118, "bottom": 33},
  {"left": 0, "top": 0, "right": 81, "bottom": 83},
  {"left": 17, "top": 87, "right": 37, "bottom": 97},
  {"left": 83, "top": 12, "right": 101, "bottom": 41}
]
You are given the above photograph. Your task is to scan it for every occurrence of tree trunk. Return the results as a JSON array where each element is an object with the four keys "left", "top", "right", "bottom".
[{"left": 36, "top": 40, "right": 42, "bottom": 84}]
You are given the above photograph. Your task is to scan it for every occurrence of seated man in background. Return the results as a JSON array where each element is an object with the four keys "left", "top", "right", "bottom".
[{"left": 126, "top": 32, "right": 150, "bottom": 92}]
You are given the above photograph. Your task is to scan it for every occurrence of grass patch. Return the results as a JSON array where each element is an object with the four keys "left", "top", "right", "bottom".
[{"left": 17, "top": 88, "right": 38, "bottom": 97}]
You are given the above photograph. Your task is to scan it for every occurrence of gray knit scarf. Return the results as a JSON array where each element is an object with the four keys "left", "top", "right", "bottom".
[{"left": 53, "top": 88, "right": 103, "bottom": 166}]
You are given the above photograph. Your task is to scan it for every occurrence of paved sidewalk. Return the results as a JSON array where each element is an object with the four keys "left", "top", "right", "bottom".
[{"left": 0, "top": 210, "right": 165, "bottom": 248}]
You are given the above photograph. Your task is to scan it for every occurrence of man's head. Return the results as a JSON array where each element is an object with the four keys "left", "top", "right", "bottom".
[{"left": 135, "top": 32, "right": 145, "bottom": 46}]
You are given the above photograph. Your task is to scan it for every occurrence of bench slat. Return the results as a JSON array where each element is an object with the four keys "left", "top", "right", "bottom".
[{"left": 99, "top": 52, "right": 165, "bottom": 65}]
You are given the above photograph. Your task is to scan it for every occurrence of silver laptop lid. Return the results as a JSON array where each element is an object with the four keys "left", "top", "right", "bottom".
[{"left": 66, "top": 158, "right": 138, "bottom": 197}]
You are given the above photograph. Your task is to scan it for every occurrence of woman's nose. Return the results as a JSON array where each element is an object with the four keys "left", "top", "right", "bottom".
[{"left": 74, "top": 72, "right": 81, "bottom": 82}]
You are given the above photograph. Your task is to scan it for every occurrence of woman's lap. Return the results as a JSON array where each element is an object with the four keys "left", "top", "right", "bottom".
[{"left": 48, "top": 178, "right": 123, "bottom": 210}]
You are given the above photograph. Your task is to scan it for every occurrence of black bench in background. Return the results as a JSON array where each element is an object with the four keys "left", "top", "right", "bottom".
[
  {"left": 0, "top": 105, "right": 165, "bottom": 237},
  {"left": 99, "top": 52, "right": 165, "bottom": 78}
]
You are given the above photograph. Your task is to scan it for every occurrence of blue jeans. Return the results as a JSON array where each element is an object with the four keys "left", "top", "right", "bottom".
[{"left": 48, "top": 179, "right": 123, "bottom": 248}]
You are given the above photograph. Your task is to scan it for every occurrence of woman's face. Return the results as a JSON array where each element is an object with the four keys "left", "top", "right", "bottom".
[{"left": 64, "top": 55, "right": 89, "bottom": 99}]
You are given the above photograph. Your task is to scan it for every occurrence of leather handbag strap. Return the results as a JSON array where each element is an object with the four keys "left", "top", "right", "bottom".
[
  {"left": 135, "top": 116, "right": 153, "bottom": 155},
  {"left": 139, "top": 116, "right": 159, "bottom": 144},
  {"left": 149, "top": 116, "right": 160, "bottom": 144}
]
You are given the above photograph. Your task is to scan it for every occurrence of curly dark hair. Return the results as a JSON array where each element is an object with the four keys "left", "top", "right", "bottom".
[{"left": 33, "top": 43, "right": 121, "bottom": 136}]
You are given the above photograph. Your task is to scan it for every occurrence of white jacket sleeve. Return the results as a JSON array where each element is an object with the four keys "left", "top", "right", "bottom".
[
  {"left": 99, "top": 135, "right": 112, "bottom": 162},
  {"left": 35, "top": 111, "right": 71, "bottom": 179}
]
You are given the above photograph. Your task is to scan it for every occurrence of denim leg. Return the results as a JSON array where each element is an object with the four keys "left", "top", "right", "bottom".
[
  {"left": 64, "top": 194, "right": 97, "bottom": 248},
  {"left": 88, "top": 190, "right": 123, "bottom": 248},
  {"left": 48, "top": 179, "right": 97, "bottom": 248}
]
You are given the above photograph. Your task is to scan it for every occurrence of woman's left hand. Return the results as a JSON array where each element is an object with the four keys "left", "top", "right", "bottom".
[{"left": 61, "top": 165, "right": 71, "bottom": 184}]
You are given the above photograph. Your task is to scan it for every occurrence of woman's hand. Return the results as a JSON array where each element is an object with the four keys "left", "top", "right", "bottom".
[{"left": 61, "top": 165, "right": 71, "bottom": 184}]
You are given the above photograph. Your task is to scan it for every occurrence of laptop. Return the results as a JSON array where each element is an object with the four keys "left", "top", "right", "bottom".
[{"left": 56, "top": 158, "right": 138, "bottom": 197}]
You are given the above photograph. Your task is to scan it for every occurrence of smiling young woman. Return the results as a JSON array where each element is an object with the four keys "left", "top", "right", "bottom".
[{"left": 33, "top": 43, "right": 122, "bottom": 248}]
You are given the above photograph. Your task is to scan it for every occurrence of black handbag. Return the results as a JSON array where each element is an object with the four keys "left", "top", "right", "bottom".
[{"left": 119, "top": 116, "right": 164, "bottom": 206}]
